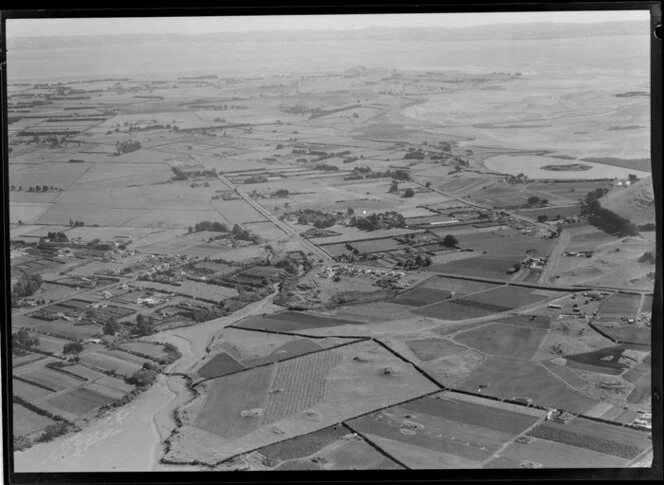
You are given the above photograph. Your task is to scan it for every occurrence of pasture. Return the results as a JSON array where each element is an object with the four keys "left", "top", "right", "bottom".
[
  {"left": 13, "top": 404, "right": 57, "bottom": 437},
  {"left": 395, "top": 287, "right": 452, "bottom": 307},
  {"left": 419, "top": 276, "right": 500, "bottom": 296},
  {"left": 193, "top": 364, "right": 275, "bottom": 439},
  {"left": 456, "top": 356, "right": 599, "bottom": 414},
  {"left": 429, "top": 256, "right": 523, "bottom": 280},
  {"left": 453, "top": 322, "right": 548, "bottom": 359},
  {"left": 348, "top": 393, "right": 544, "bottom": 469}
]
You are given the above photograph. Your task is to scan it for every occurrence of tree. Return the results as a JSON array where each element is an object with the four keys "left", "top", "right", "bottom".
[
  {"left": 527, "top": 196, "right": 541, "bottom": 206},
  {"left": 537, "top": 215, "right": 549, "bottom": 222},
  {"left": 103, "top": 319, "right": 120, "bottom": 336},
  {"left": 425, "top": 181, "right": 431, "bottom": 189},
  {"left": 442, "top": 234, "right": 459, "bottom": 248},
  {"left": 388, "top": 180, "right": 399, "bottom": 193},
  {"left": 403, "top": 188, "right": 415, "bottom": 198},
  {"left": 12, "top": 329, "right": 40, "bottom": 354},
  {"left": 135, "top": 315, "right": 154, "bottom": 336},
  {"left": 628, "top": 174, "right": 638, "bottom": 182},
  {"left": 63, "top": 341, "right": 84, "bottom": 357},
  {"left": 42, "top": 185, "right": 49, "bottom": 192}
]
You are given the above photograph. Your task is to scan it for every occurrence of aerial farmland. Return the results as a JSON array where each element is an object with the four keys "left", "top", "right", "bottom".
[{"left": 7, "top": 13, "right": 655, "bottom": 475}]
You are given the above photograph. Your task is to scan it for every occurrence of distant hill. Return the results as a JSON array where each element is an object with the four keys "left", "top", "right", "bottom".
[
  {"left": 7, "top": 20, "right": 649, "bottom": 50},
  {"left": 601, "top": 176, "right": 655, "bottom": 226}
]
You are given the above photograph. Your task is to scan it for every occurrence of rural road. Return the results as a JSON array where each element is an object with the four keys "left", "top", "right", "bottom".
[
  {"left": 539, "top": 228, "right": 571, "bottom": 285},
  {"left": 12, "top": 291, "right": 278, "bottom": 473},
  {"left": 190, "top": 154, "right": 332, "bottom": 263}
]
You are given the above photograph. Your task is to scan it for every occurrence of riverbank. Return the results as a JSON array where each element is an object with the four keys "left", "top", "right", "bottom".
[{"left": 13, "top": 291, "right": 279, "bottom": 472}]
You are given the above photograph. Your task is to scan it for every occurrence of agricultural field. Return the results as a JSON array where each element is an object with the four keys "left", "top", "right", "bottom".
[
  {"left": 525, "top": 418, "right": 651, "bottom": 460},
  {"left": 595, "top": 292, "right": 643, "bottom": 319},
  {"left": 8, "top": 36, "right": 655, "bottom": 472},
  {"left": 456, "top": 356, "right": 600, "bottom": 414},
  {"left": 235, "top": 311, "right": 361, "bottom": 333},
  {"left": 164, "top": 340, "right": 439, "bottom": 465},
  {"left": 249, "top": 424, "right": 404, "bottom": 470},
  {"left": 413, "top": 285, "right": 555, "bottom": 321},
  {"left": 80, "top": 350, "right": 143, "bottom": 376},
  {"left": 13, "top": 404, "right": 57, "bottom": 437},
  {"left": 428, "top": 256, "right": 524, "bottom": 280},
  {"left": 453, "top": 322, "right": 548, "bottom": 359},
  {"left": 417, "top": 276, "right": 501, "bottom": 296},
  {"left": 347, "top": 392, "right": 545, "bottom": 469},
  {"left": 394, "top": 286, "right": 452, "bottom": 307}
]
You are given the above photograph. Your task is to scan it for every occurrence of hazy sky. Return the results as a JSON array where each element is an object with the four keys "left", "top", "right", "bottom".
[{"left": 8, "top": 10, "right": 650, "bottom": 38}]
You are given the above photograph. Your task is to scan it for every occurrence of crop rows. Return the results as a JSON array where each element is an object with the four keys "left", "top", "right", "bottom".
[
  {"left": 261, "top": 350, "right": 343, "bottom": 425},
  {"left": 527, "top": 424, "right": 643, "bottom": 459}
]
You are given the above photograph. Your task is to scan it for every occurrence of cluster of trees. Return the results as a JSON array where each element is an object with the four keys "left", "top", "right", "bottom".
[
  {"left": 345, "top": 166, "right": 411, "bottom": 181},
  {"left": 295, "top": 209, "right": 342, "bottom": 229},
  {"left": 189, "top": 221, "right": 229, "bottom": 233},
  {"left": 351, "top": 211, "right": 406, "bottom": 231},
  {"left": 638, "top": 251, "right": 655, "bottom": 264},
  {"left": 114, "top": 140, "right": 141, "bottom": 155},
  {"left": 314, "top": 164, "right": 340, "bottom": 172},
  {"left": 127, "top": 123, "right": 172, "bottom": 132},
  {"left": 126, "top": 365, "right": 159, "bottom": 388},
  {"left": 63, "top": 341, "right": 84, "bottom": 359},
  {"left": 440, "top": 234, "right": 459, "bottom": 248},
  {"left": 580, "top": 187, "right": 638, "bottom": 237},
  {"left": 403, "top": 188, "right": 415, "bottom": 198},
  {"left": 231, "top": 223, "right": 261, "bottom": 243},
  {"left": 12, "top": 273, "right": 43, "bottom": 304},
  {"left": 398, "top": 254, "right": 432, "bottom": 269},
  {"left": 404, "top": 150, "right": 426, "bottom": 160},
  {"left": 244, "top": 175, "right": 268, "bottom": 184},
  {"left": 12, "top": 329, "right": 40, "bottom": 355},
  {"left": 506, "top": 173, "right": 530, "bottom": 184},
  {"left": 46, "top": 231, "right": 68, "bottom": 242},
  {"left": 274, "top": 257, "right": 300, "bottom": 275},
  {"left": 68, "top": 219, "right": 85, "bottom": 227},
  {"left": 134, "top": 314, "right": 155, "bottom": 337},
  {"left": 273, "top": 189, "right": 289, "bottom": 198},
  {"left": 12, "top": 185, "right": 62, "bottom": 192},
  {"left": 527, "top": 196, "right": 549, "bottom": 207}
]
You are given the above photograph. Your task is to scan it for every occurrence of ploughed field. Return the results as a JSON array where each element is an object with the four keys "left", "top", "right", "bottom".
[{"left": 413, "top": 286, "right": 561, "bottom": 321}]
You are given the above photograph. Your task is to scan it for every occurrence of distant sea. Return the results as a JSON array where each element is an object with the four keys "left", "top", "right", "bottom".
[{"left": 7, "top": 34, "right": 649, "bottom": 83}]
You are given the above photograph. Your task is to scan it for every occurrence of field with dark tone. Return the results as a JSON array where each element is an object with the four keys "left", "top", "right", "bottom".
[
  {"left": 526, "top": 418, "right": 650, "bottom": 459},
  {"left": 236, "top": 312, "right": 360, "bottom": 333},
  {"left": 591, "top": 323, "right": 650, "bottom": 347},
  {"left": 394, "top": 287, "right": 451, "bottom": 307},
  {"left": 565, "top": 346, "right": 633, "bottom": 375},
  {"left": 197, "top": 352, "right": 246, "bottom": 378}
]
